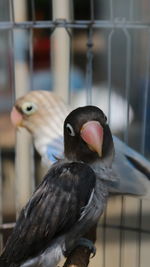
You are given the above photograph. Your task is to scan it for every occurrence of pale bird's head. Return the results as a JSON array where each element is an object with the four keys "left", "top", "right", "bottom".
[{"left": 10, "top": 90, "right": 69, "bottom": 137}]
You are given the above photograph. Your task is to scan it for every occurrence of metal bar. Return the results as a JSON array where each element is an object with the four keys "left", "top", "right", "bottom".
[
  {"left": 85, "top": 0, "right": 94, "bottom": 105},
  {"left": 139, "top": 30, "right": 150, "bottom": 267},
  {"left": 0, "top": 150, "right": 3, "bottom": 250},
  {"left": 90, "top": 0, "right": 94, "bottom": 21},
  {"left": 1, "top": 218, "right": 150, "bottom": 234},
  {"left": 107, "top": 29, "right": 114, "bottom": 124},
  {"left": 29, "top": 1, "right": 35, "bottom": 191},
  {"left": 141, "top": 31, "right": 150, "bottom": 155},
  {"left": 105, "top": 26, "right": 115, "bottom": 267},
  {"left": 9, "top": 0, "right": 16, "bottom": 101},
  {"left": 29, "top": 28, "right": 34, "bottom": 91},
  {"left": 28, "top": 27, "right": 36, "bottom": 192},
  {"left": 109, "top": 0, "right": 114, "bottom": 20},
  {"left": 137, "top": 200, "right": 142, "bottom": 267},
  {"left": 12, "top": 0, "right": 34, "bottom": 216},
  {"left": 9, "top": 0, "right": 15, "bottom": 22},
  {"left": 1, "top": 20, "right": 150, "bottom": 30},
  {"left": 98, "top": 223, "right": 150, "bottom": 235},
  {"left": 119, "top": 197, "right": 125, "bottom": 267},
  {"left": 129, "top": 0, "right": 134, "bottom": 21},
  {"left": 123, "top": 28, "right": 131, "bottom": 144},
  {"left": 9, "top": 35, "right": 16, "bottom": 104},
  {"left": 31, "top": 0, "right": 36, "bottom": 22},
  {"left": 107, "top": 0, "right": 114, "bottom": 125},
  {"left": 0, "top": 222, "right": 15, "bottom": 231},
  {"left": 103, "top": 214, "right": 106, "bottom": 267},
  {"left": 116, "top": 28, "right": 133, "bottom": 267},
  {"left": 51, "top": 0, "right": 72, "bottom": 102}
]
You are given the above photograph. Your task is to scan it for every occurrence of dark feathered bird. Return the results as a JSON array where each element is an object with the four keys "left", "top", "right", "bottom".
[
  {"left": 64, "top": 106, "right": 150, "bottom": 198},
  {"left": 64, "top": 106, "right": 116, "bottom": 182},
  {"left": 0, "top": 105, "right": 109, "bottom": 267},
  {"left": 11, "top": 90, "right": 150, "bottom": 198}
]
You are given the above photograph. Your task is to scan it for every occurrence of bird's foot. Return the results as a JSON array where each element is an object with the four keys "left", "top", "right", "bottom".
[
  {"left": 63, "top": 237, "right": 96, "bottom": 258},
  {"left": 75, "top": 238, "right": 96, "bottom": 258}
]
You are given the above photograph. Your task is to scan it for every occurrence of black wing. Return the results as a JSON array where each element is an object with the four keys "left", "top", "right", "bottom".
[{"left": 1, "top": 161, "right": 96, "bottom": 265}]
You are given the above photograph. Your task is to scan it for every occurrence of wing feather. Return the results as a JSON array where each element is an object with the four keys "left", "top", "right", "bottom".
[{"left": 1, "top": 161, "right": 95, "bottom": 265}]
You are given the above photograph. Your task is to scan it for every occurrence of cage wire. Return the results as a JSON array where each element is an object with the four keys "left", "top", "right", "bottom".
[{"left": 0, "top": 0, "right": 150, "bottom": 266}]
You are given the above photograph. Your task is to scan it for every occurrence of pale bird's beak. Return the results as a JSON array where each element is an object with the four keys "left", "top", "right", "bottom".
[
  {"left": 10, "top": 107, "right": 23, "bottom": 127},
  {"left": 80, "top": 120, "right": 104, "bottom": 157}
]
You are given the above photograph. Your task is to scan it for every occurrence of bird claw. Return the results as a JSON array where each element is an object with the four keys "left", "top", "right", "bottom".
[
  {"left": 75, "top": 237, "right": 96, "bottom": 258},
  {"left": 63, "top": 237, "right": 96, "bottom": 258}
]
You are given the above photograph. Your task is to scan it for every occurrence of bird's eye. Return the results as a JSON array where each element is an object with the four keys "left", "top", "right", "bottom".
[
  {"left": 104, "top": 115, "right": 107, "bottom": 122},
  {"left": 66, "top": 123, "right": 75, "bottom": 136},
  {"left": 21, "top": 102, "right": 37, "bottom": 115}
]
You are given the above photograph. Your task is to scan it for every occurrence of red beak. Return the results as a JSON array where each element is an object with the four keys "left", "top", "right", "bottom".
[
  {"left": 10, "top": 107, "right": 23, "bottom": 127},
  {"left": 80, "top": 120, "right": 104, "bottom": 157}
]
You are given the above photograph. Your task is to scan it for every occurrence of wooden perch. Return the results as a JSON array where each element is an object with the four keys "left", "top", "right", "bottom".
[{"left": 63, "top": 223, "right": 98, "bottom": 267}]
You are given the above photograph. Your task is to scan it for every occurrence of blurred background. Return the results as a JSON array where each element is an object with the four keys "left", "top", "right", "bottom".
[{"left": 0, "top": 0, "right": 150, "bottom": 266}]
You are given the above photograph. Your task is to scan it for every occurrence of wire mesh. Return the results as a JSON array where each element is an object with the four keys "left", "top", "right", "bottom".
[{"left": 0, "top": 0, "right": 150, "bottom": 266}]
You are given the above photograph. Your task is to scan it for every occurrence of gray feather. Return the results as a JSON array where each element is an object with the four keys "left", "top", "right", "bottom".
[{"left": 109, "top": 136, "right": 150, "bottom": 198}]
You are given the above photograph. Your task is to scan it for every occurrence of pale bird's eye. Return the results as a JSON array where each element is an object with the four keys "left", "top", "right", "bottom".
[
  {"left": 21, "top": 102, "right": 37, "bottom": 115},
  {"left": 66, "top": 123, "right": 75, "bottom": 136}
]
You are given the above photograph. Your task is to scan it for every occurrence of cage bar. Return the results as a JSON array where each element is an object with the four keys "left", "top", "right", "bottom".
[
  {"left": 12, "top": 0, "right": 34, "bottom": 215},
  {"left": 51, "top": 0, "right": 72, "bottom": 102}
]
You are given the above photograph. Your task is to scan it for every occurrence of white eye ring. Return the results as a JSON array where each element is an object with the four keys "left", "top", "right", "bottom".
[
  {"left": 21, "top": 102, "right": 37, "bottom": 115},
  {"left": 66, "top": 123, "right": 75, "bottom": 136}
]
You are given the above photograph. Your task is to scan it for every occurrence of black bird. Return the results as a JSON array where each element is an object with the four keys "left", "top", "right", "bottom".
[
  {"left": 64, "top": 106, "right": 150, "bottom": 197},
  {"left": 64, "top": 105, "right": 116, "bottom": 182},
  {"left": 11, "top": 90, "right": 150, "bottom": 199},
  {"left": 0, "top": 105, "right": 109, "bottom": 267}
]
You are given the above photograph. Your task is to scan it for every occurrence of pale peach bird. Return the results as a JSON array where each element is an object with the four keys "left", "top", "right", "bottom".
[
  {"left": 11, "top": 90, "right": 69, "bottom": 165},
  {"left": 11, "top": 90, "right": 150, "bottom": 199}
]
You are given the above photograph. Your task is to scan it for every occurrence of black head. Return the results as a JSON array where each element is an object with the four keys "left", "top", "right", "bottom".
[{"left": 64, "top": 105, "right": 114, "bottom": 164}]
